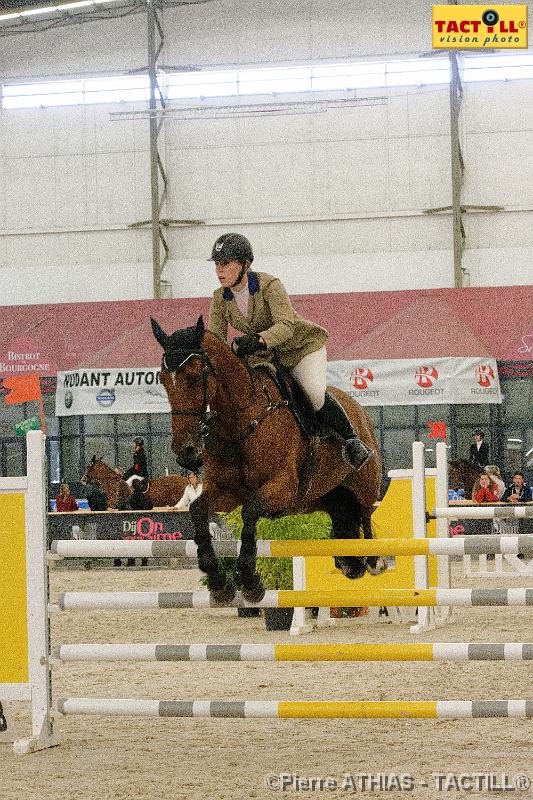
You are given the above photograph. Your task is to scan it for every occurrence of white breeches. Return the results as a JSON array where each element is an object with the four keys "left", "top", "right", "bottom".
[
  {"left": 125, "top": 474, "right": 144, "bottom": 487},
  {"left": 290, "top": 346, "right": 327, "bottom": 411}
]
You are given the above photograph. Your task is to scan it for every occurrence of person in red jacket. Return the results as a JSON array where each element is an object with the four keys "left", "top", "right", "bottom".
[
  {"left": 55, "top": 483, "right": 79, "bottom": 512},
  {"left": 472, "top": 474, "right": 499, "bottom": 503}
]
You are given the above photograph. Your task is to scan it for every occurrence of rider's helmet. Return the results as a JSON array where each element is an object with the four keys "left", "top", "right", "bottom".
[
  {"left": 133, "top": 437, "right": 144, "bottom": 447},
  {"left": 209, "top": 233, "right": 253, "bottom": 265}
]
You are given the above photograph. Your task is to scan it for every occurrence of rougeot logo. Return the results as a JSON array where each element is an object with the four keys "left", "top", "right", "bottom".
[
  {"left": 415, "top": 366, "right": 439, "bottom": 388},
  {"left": 476, "top": 364, "right": 495, "bottom": 387},
  {"left": 351, "top": 367, "right": 374, "bottom": 390}
]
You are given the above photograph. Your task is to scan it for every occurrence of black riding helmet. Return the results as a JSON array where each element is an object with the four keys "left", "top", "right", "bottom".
[{"left": 209, "top": 233, "right": 253, "bottom": 265}]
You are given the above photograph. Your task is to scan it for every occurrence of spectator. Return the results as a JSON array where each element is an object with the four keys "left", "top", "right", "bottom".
[
  {"left": 129, "top": 478, "right": 153, "bottom": 511},
  {"left": 55, "top": 483, "right": 79, "bottom": 512},
  {"left": 175, "top": 472, "right": 203, "bottom": 511},
  {"left": 469, "top": 429, "right": 490, "bottom": 469},
  {"left": 484, "top": 465, "right": 506, "bottom": 499},
  {"left": 123, "top": 438, "right": 149, "bottom": 487},
  {"left": 472, "top": 474, "right": 499, "bottom": 503},
  {"left": 502, "top": 472, "right": 532, "bottom": 503},
  {"left": 86, "top": 479, "right": 108, "bottom": 511}
]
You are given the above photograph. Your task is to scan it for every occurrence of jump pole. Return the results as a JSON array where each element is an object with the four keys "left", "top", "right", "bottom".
[
  {"left": 56, "top": 698, "right": 533, "bottom": 719},
  {"left": 55, "top": 642, "right": 533, "bottom": 662},
  {"left": 50, "top": 536, "right": 533, "bottom": 558},
  {"left": 54, "top": 587, "right": 533, "bottom": 609}
]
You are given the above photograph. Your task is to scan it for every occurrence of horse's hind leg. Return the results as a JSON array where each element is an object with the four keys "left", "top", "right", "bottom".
[
  {"left": 362, "top": 509, "right": 387, "bottom": 576},
  {"left": 237, "top": 496, "right": 266, "bottom": 603},
  {"left": 321, "top": 486, "right": 367, "bottom": 580},
  {"left": 189, "top": 493, "right": 235, "bottom": 603}
]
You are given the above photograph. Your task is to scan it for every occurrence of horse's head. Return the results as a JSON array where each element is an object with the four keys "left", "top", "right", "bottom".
[
  {"left": 152, "top": 315, "right": 214, "bottom": 472},
  {"left": 81, "top": 455, "right": 105, "bottom": 485}
]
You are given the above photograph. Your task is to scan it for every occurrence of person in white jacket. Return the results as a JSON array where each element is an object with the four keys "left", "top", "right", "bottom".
[{"left": 175, "top": 472, "right": 203, "bottom": 511}]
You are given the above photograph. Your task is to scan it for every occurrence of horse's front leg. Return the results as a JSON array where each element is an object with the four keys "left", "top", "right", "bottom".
[
  {"left": 189, "top": 492, "right": 236, "bottom": 603},
  {"left": 237, "top": 496, "right": 266, "bottom": 603}
]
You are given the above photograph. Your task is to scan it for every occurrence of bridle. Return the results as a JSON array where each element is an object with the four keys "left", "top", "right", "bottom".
[
  {"left": 162, "top": 348, "right": 214, "bottom": 436},
  {"left": 161, "top": 345, "right": 289, "bottom": 446}
]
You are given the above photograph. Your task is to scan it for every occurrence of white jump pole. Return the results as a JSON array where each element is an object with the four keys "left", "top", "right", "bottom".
[
  {"left": 435, "top": 441, "right": 453, "bottom": 626},
  {"left": 410, "top": 441, "right": 432, "bottom": 633}
]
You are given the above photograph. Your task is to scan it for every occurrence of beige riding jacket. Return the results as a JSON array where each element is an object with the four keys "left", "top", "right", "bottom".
[{"left": 208, "top": 271, "right": 328, "bottom": 368}]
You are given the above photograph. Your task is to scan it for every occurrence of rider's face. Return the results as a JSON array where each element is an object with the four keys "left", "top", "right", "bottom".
[{"left": 215, "top": 259, "right": 246, "bottom": 289}]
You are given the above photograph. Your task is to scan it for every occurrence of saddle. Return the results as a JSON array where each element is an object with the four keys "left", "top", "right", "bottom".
[{"left": 254, "top": 363, "right": 319, "bottom": 439}]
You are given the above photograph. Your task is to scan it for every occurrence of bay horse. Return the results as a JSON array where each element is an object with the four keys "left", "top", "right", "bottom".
[
  {"left": 81, "top": 457, "right": 188, "bottom": 508},
  {"left": 151, "top": 315, "right": 385, "bottom": 603},
  {"left": 448, "top": 460, "right": 481, "bottom": 500}
]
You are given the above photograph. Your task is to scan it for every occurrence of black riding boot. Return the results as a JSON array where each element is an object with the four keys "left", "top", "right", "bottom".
[{"left": 317, "top": 393, "right": 374, "bottom": 470}]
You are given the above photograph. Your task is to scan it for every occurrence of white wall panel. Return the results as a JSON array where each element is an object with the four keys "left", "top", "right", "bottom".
[
  {"left": 164, "top": 249, "right": 454, "bottom": 298},
  {"left": 0, "top": 261, "right": 152, "bottom": 306},
  {"left": 464, "top": 247, "right": 533, "bottom": 287},
  {"left": 4, "top": 157, "right": 56, "bottom": 229},
  {"left": 463, "top": 81, "right": 533, "bottom": 134},
  {"left": 465, "top": 212, "right": 533, "bottom": 249},
  {"left": 464, "top": 131, "right": 533, "bottom": 207}
]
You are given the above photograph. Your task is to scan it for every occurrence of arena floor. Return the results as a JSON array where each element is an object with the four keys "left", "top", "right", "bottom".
[{"left": 5, "top": 562, "right": 533, "bottom": 800}]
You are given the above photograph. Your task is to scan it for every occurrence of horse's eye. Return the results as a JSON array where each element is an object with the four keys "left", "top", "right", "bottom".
[{"left": 186, "top": 374, "right": 201, "bottom": 388}]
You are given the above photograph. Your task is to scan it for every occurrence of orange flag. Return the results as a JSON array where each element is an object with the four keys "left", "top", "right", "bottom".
[
  {"left": 427, "top": 421, "right": 447, "bottom": 440},
  {"left": 3, "top": 374, "right": 42, "bottom": 404}
]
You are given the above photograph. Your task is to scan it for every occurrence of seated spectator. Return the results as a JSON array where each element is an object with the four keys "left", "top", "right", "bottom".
[
  {"left": 472, "top": 474, "right": 499, "bottom": 503},
  {"left": 175, "top": 472, "right": 203, "bottom": 511},
  {"left": 484, "top": 465, "right": 506, "bottom": 499},
  {"left": 129, "top": 478, "right": 153, "bottom": 511},
  {"left": 502, "top": 472, "right": 532, "bottom": 503},
  {"left": 86, "top": 479, "right": 108, "bottom": 511},
  {"left": 55, "top": 483, "right": 79, "bottom": 512},
  {"left": 114, "top": 471, "right": 132, "bottom": 511}
]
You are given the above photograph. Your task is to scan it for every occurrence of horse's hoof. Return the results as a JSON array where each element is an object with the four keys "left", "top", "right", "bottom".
[
  {"left": 334, "top": 556, "right": 367, "bottom": 580},
  {"left": 366, "top": 556, "right": 388, "bottom": 576},
  {"left": 209, "top": 579, "right": 236, "bottom": 604},
  {"left": 241, "top": 575, "right": 265, "bottom": 604}
]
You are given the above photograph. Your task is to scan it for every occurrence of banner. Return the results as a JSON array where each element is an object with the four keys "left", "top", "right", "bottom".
[
  {"left": 14, "top": 416, "right": 41, "bottom": 437},
  {"left": 55, "top": 368, "right": 170, "bottom": 416},
  {"left": 327, "top": 357, "right": 501, "bottom": 406}
]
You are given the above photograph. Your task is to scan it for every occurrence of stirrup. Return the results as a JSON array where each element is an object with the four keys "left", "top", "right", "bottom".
[{"left": 345, "top": 439, "right": 374, "bottom": 471}]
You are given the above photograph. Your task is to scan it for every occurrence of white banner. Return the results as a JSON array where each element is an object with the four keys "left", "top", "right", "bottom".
[
  {"left": 55, "top": 368, "right": 170, "bottom": 416},
  {"left": 327, "top": 357, "right": 501, "bottom": 406}
]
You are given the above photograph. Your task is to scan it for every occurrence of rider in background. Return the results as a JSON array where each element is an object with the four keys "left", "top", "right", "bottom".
[
  {"left": 207, "top": 232, "right": 373, "bottom": 471},
  {"left": 123, "top": 438, "right": 149, "bottom": 487}
]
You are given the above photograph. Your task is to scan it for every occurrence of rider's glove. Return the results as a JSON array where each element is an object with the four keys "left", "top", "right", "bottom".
[{"left": 232, "top": 334, "right": 267, "bottom": 358}]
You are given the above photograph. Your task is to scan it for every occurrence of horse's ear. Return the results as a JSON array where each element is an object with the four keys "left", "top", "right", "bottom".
[
  {"left": 91, "top": 455, "right": 96, "bottom": 464},
  {"left": 151, "top": 318, "right": 169, "bottom": 349},
  {"left": 195, "top": 315, "right": 205, "bottom": 342}
]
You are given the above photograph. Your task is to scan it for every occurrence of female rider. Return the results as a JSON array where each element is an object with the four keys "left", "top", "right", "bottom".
[{"left": 207, "top": 232, "right": 373, "bottom": 470}]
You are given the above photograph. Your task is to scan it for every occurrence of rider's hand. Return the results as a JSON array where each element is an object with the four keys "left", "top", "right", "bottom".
[{"left": 232, "top": 334, "right": 267, "bottom": 357}]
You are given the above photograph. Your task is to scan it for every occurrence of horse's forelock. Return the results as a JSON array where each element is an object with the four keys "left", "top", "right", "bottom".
[{"left": 165, "top": 324, "right": 202, "bottom": 353}]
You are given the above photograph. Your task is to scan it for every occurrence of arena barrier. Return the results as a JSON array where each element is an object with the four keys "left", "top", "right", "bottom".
[{"left": 9, "top": 433, "right": 533, "bottom": 752}]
